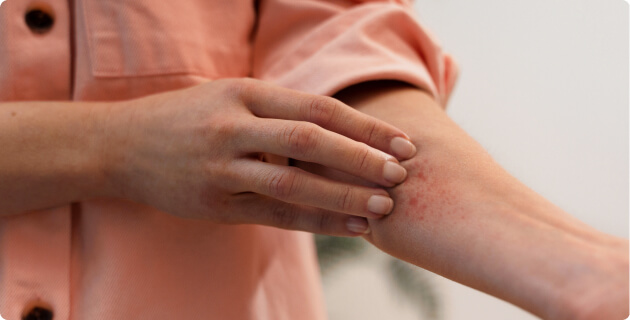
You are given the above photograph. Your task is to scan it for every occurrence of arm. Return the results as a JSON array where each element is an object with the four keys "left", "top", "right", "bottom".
[
  {"left": 0, "top": 101, "right": 111, "bottom": 215},
  {"left": 0, "top": 79, "right": 417, "bottom": 237},
  {"left": 331, "top": 80, "right": 629, "bottom": 320}
]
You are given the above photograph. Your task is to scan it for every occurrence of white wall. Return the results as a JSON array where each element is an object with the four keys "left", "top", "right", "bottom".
[
  {"left": 414, "top": 0, "right": 628, "bottom": 319},
  {"left": 323, "top": 1, "right": 628, "bottom": 319}
]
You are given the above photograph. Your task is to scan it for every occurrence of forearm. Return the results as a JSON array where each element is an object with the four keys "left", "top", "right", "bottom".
[
  {"left": 334, "top": 81, "right": 628, "bottom": 319},
  {"left": 0, "top": 101, "right": 114, "bottom": 215}
]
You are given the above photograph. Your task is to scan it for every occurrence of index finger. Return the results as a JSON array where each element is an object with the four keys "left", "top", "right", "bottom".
[{"left": 239, "top": 78, "right": 417, "bottom": 160}]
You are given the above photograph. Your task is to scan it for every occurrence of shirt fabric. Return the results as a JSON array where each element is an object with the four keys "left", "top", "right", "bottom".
[{"left": 0, "top": 0, "right": 457, "bottom": 319}]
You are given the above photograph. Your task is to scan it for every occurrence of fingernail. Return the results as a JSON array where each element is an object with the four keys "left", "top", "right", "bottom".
[
  {"left": 367, "top": 195, "right": 394, "bottom": 215},
  {"left": 390, "top": 137, "right": 417, "bottom": 159},
  {"left": 383, "top": 161, "right": 407, "bottom": 184},
  {"left": 346, "top": 217, "right": 370, "bottom": 234}
]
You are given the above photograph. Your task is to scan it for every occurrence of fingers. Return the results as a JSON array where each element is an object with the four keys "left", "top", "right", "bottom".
[
  {"left": 233, "top": 160, "right": 394, "bottom": 219},
  {"left": 237, "top": 78, "right": 417, "bottom": 160},
  {"left": 240, "top": 119, "right": 408, "bottom": 187},
  {"left": 229, "top": 194, "right": 371, "bottom": 237}
]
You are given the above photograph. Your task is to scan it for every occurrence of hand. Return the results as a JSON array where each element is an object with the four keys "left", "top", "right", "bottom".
[{"left": 99, "top": 78, "right": 417, "bottom": 236}]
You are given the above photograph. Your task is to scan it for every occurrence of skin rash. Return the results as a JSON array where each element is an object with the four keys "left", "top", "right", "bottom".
[
  {"left": 332, "top": 81, "right": 628, "bottom": 320},
  {"left": 388, "top": 154, "right": 474, "bottom": 227}
]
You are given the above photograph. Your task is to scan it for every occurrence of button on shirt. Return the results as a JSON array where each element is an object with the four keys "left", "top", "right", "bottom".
[
  {"left": 24, "top": 9, "right": 54, "bottom": 34},
  {"left": 22, "top": 307, "right": 53, "bottom": 320},
  {"left": 0, "top": 0, "right": 458, "bottom": 319}
]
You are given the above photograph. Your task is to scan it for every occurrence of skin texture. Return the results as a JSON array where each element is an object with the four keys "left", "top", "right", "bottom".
[
  {"left": 329, "top": 80, "right": 629, "bottom": 320},
  {"left": 1, "top": 77, "right": 627, "bottom": 318},
  {"left": 0, "top": 78, "right": 416, "bottom": 236}
]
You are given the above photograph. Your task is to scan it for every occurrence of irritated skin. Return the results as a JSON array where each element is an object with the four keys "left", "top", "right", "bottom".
[
  {"left": 329, "top": 81, "right": 629, "bottom": 320},
  {"left": 0, "top": 78, "right": 626, "bottom": 319}
]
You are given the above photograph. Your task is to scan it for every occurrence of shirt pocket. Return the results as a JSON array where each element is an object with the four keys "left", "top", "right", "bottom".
[{"left": 81, "top": 0, "right": 254, "bottom": 78}]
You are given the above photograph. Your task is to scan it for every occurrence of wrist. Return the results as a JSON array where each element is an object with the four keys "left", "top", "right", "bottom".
[
  {"left": 467, "top": 192, "right": 628, "bottom": 320},
  {"left": 91, "top": 98, "right": 140, "bottom": 201},
  {"left": 552, "top": 236, "right": 629, "bottom": 320},
  {"left": 470, "top": 186, "right": 625, "bottom": 319}
]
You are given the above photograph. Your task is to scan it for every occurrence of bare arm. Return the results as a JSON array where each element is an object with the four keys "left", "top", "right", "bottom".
[
  {"left": 0, "top": 101, "right": 111, "bottom": 215},
  {"left": 0, "top": 79, "right": 420, "bottom": 236},
  {"left": 330, "top": 80, "right": 629, "bottom": 319}
]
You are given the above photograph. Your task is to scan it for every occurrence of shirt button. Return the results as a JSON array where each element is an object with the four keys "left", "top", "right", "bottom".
[
  {"left": 24, "top": 8, "right": 55, "bottom": 34},
  {"left": 22, "top": 307, "right": 54, "bottom": 320}
]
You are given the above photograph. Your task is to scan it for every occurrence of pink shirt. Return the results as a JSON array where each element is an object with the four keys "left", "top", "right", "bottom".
[{"left": 0, "top": 0, "right": 457, "bottom": 319}]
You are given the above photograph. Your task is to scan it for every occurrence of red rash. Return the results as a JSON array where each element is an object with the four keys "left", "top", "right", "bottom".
[{"left": 397, "top": 160, "right": 458, "bottom": 221}]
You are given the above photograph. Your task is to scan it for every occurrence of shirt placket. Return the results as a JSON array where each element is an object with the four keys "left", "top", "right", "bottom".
[{"left": 0, "top": 0, "right": 74, "bottom": 319}]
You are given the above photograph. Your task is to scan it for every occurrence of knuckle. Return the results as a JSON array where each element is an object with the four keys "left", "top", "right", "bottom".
[
  {"left": 213, "top": 118, "right": 241, "bottom": 139},
  {"left": 266, "top": 170, "right": 300, "bottom": 199},
  {"left": 336, "top": 186, "right": 354, "bottom": 212},
  {"left": 353, "top": 146, "right": 372, "bottom": 172},
  {"left": 282, "top": 123, "right": 320, "bottom": 156},
  {"left": 218, "top": 77, "right": 257, "bottom": 100},
  {"left": 363, "top": 120, "right": 378, "bottom": 145},
  {"left": 306, "top": 96, "right": 339, "bottom": 127},
  {"left": 270, "top": 203, "right": 298, "bottom": 229},
  {"left": 196, "top": 117, "right": 243, "bottom": 147},
  {"left": 316, "top": 213, "right": 336, "bottom": 234}
]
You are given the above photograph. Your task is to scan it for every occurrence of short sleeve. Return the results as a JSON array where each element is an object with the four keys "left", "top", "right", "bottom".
[{"left": 251, "top": 0, "right": 459, "bottom": 108}]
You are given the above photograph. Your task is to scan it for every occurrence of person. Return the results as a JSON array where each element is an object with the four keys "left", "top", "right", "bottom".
[{"left": 0, "top": 1, "right": 626, "bottom": 320}]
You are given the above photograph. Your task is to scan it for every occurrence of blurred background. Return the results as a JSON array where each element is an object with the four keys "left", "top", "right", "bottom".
[{"left": 316, "top": 0, "right": 629, "bottom": 319}]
